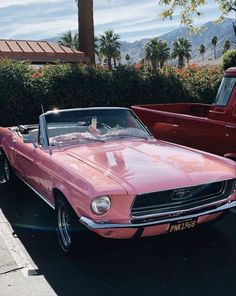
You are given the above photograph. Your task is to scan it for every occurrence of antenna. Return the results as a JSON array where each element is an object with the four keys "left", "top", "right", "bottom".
[{"left": 41, "top": 104, "right": 45, "bottom": 114}]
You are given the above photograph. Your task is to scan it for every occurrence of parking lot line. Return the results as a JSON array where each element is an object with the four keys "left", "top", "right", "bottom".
[{"left": 0, "top": 209, "right": 38, "bottom": 277}]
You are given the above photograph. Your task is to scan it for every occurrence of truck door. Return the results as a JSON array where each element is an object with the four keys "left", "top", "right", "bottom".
[{"left": 208, "top": 76, "right": 236, "bottom": 157}]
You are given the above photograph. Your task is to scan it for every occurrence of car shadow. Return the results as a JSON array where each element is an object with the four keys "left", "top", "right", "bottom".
[{"left": 0, "top": 182, "right": 236, "bottom": 296}]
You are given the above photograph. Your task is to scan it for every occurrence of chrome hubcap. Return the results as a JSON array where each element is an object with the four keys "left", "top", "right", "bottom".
[
  {"left": 58, "top": 204, "right": 72, "bottom": 248},
  {"left": 3, "top": 158, "right": 10, "bottom": 182}
]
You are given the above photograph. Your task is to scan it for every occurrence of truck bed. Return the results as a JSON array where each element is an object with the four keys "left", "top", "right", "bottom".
[{"left": 133, "top": 103, "right": 211, "bottom": 118}]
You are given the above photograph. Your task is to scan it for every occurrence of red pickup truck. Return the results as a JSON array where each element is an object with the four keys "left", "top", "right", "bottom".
[{"left": 132, "top": 67, "right": 236, "bottom": 161}]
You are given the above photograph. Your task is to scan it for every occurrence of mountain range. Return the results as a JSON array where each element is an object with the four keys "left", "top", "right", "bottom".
[
  {"left": 119, "top": 18, "right": 236, "bottom": 64},
  {"left": 48, "top": 18, "right": 236, "bottom": 64}
]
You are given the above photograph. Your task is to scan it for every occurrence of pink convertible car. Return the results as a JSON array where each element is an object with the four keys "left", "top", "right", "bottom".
[{"left": 0, "top": 107, "right": 236, "bottom": 256}]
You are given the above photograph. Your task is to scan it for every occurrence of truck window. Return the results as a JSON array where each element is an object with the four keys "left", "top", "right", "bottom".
[{"left": 215, "top": 77, "right": 236, "bottom": 106}]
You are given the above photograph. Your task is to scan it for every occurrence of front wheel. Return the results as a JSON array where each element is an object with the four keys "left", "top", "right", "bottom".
[{"left": 55, "top": 195, "right": 89, "bottom": 258}]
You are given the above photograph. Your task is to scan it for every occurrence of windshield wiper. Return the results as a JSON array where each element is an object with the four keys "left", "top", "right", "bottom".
[
  {"left": 50, "top": 136, "right": 105, "bottom": 146},
  {"left": 82, "top": 137, "right": 105, "bottom": 143},
  {"left": 104, "top": 134, "right": 151, "bottom": 141}
]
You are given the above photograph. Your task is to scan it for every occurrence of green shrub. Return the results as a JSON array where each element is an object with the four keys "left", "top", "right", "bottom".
[
  {"left": 0, "top": 59, "right": 35, "bottom": 125},
  {"left": 178, "top": 65, "right": 223, "bottom": 103},
  {"left": 222, "top": 50, "right": 236, "bottom": 70},
  {"left": 0, "top": 59, "right": 223, "bottom": 126}
]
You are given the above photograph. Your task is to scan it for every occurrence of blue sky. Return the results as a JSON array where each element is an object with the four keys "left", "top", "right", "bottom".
[{"left": 0, "top": 0, "right": 234, "bottom": 42}]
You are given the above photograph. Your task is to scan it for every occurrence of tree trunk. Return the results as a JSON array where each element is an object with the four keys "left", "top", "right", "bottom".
[
  {"left": 78, "top": 0, "right": 95, "bottom": 65},
  {"left": 108, "top": 57, "right": 112, "bottom": 70},
  {"left": 178, "top": 56, "right": 184, "bottom": 68},
  {"left": 152, "top": 59, "right": 157, "bottom": 70}
]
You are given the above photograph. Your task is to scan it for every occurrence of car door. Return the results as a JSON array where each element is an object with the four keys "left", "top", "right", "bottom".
[
  {"left": 32, "top": 147, "right": 55, "bottom": 206},
  {"left": 14, "top": 138, "right": 38, "bottom": 187},
  {"left": 13, "top": 128, "right": 55, "bottom": 205}
]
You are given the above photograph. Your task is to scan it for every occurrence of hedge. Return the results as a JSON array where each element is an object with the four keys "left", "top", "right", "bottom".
[
  {"left": 222, "top": 50, "right": 236, "bottom": 70},
  {"left": 0, "top": 59, "right": 223, "bottom": 126}
]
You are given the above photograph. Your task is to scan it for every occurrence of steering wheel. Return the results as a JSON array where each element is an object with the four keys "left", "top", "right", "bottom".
[{"left": 101, "top": 123, "right": 112, "bottom": 130}]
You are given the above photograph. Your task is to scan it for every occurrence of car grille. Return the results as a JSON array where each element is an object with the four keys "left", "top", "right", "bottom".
[{"left": 131, "top": 179, "right": 234, "bottom": 218}]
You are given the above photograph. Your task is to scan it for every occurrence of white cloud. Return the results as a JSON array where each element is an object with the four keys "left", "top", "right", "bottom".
[
  {"left": 0, "top": 0, "right": 227, "bottom": 42},
  {"left": 94, "top": 2, "right": 161, "bottom": 26},
  {"left": 93, "top": 0, "right": 223, "bottom": 40},
  {"left": 0, "top": 0, "right": 63, "bottom": 8},
  {"left": 3, "top": 18, "right": 77, "bottom": 40}
]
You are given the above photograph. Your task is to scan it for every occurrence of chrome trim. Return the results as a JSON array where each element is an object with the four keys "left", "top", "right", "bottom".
[
  {"left": 130, "top": 179, "right": 233, "bottom": 219},
  {"left": 44, "top": 107, "right": 131, "bottom": 116},
  {"left": 131, "top": 198, "right": 230, "bottom": 220},
  {"left": 39, "top": 114, "right": 49, "bottom": 148},
  {"left": 225, "top": 125, "right": 236, "bottom": 129},
  {"left": 17, "top": 174, "right": 55, "bottom": 209},
  {"left": 132, "top": 179, "right": 233, "bottom": 201},
  {"left": 80, "top": 200, "right": 236, "bottom": 230},
  {"left": 171, "top": 188, "right": 194, "bottom": 200}
]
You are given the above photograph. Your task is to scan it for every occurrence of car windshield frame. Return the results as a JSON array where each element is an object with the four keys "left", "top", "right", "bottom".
[{"left": 39, "top": 108, "right": 152, "bottom": 148}]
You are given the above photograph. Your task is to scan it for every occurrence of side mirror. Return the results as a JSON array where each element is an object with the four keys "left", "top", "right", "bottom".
[{"left": 23, "top": 134, "right": 37, "bottom": 145}]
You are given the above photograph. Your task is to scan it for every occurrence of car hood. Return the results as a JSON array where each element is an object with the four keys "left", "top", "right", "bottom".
[{"left": 65, "top": 139, "right": 235, "bottom": 195}]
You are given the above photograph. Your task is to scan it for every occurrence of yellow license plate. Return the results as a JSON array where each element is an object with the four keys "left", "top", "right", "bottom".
[{"left": 168, "top": 218, "right": 198, "bottom": 233}]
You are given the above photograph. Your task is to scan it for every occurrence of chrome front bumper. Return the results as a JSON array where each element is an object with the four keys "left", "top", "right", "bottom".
[{"left": 80, "top": 200, "right": 236, "bottom": 230}]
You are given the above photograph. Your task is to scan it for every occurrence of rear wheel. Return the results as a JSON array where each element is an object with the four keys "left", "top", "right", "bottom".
[
  {"left": 1, "top": 153, "right": 17, "bottom": 185},
  {"left": 55, "top": 194, "right": 89, "bottom": 258}
]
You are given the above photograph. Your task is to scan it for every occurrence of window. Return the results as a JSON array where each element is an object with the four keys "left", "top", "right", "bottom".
[{"left": 215, "top": 77, "right": 236, "bottom": 106}]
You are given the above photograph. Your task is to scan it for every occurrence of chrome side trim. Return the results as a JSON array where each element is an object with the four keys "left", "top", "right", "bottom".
[
  {"left": 17, "top": 174, "right": 55, "bottom": 209},
  {"left": 80, "top": 200, "right": 236, "bottom": 230}
]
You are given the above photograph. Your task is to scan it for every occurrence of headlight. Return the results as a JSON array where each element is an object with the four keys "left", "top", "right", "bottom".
[{"left": 91, "top": 196, "right": 111, "bottom": 215}]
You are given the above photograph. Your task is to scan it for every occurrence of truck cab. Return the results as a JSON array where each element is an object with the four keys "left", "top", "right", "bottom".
[
  {"left": 132, "top": 68, "right": 236, "bottom": 161},
  {"left": 208, "top": 67, "right": 236, "bottom": 122}
]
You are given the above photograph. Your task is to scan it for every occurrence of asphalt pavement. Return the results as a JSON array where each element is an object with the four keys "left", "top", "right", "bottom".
[{"left": 0, "top": 181, "right": 236, "bottom": 296}]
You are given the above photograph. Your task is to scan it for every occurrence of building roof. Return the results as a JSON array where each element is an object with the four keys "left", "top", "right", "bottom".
[{"left": 0, "top": 39, "right": 89, "bottom": 64}]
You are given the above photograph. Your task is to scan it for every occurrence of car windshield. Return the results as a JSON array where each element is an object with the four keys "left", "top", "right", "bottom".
[
  {"left": 215, "top": 77, "right": 236, "bottom": 106},
  {"left": 44, "top": 109, "right": 152, "bottom": 146}
]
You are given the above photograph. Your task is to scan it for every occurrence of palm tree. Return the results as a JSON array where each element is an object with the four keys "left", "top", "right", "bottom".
[
  {"left": 233, "top": 22, "right": 236, "bottom": 47},
  {"left": 145, "top": 38, "right": 170, "bottom": 69},
  {"left": 223, "top": 40, "right": 231, "bottom": 53},
  {"left": 211, "top": 36, "right": 218, "bottom": 60},
  {"left": 199, "top": 44, "right": 206, "bottom": 61},
  {"left": 99, "top": 30, "right": 121, "bottom": 70},
  {"left": 112, "top": 49, "right": 121, "bottom": 67},
  {"left": 58, "top": 31, "right": 79, "bottom": 50},
  {"left": 125, "top": 54, "right": 131, "bottom": 65},
  {"left": 171, "top": 38, "right": 192, "bottom": 68},
  {"left": 75, "top": 0, "right": 95, "bottom": 64},
  {"left": 158, "top": 41, "right": 170, "bottom": 68},
  {"left": 94, "top": 35, "right": 99, "bottom": 57}
]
